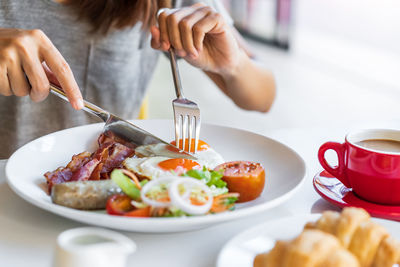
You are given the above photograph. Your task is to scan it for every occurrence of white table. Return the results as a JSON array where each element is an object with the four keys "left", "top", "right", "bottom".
[
  {"left": 4, "top": 123, "right": 400, "bottom": 267},
  {"left": 2, "top": 25, "right": 400, "bottom": 266}
]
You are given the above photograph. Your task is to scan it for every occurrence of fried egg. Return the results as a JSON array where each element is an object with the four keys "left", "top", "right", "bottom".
[
  {"left": 134, "top": 139, "right": 224, "bottom": 169},
  {"left": 124, "top": 139, "right": 224, "bottom": 180},
  {"left": 123, "top": 156, "right": 202, "bottom": 180}
]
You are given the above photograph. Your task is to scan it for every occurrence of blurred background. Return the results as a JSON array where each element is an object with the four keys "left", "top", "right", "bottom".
[{"left": 146, "top": 0, "right": 400, "bottom": 134}]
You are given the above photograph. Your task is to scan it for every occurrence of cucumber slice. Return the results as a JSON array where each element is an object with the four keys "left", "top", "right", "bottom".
[{"left": 110, "top": 169, "right": 141, "bottom": 200}]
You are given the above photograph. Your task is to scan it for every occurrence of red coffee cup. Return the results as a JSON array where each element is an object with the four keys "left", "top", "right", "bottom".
[{"left": 318, "top": 129, "right": 400, "bottom": 205}]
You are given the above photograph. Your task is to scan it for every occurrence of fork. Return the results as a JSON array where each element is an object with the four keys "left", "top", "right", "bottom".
[{"left": 168, "top": 48, "right": 201, "bottom": 154}]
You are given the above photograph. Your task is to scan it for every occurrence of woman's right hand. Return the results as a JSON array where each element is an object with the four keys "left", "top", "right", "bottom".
[{"left": 0, "top": 28, "right": 83, "bottom": 109}]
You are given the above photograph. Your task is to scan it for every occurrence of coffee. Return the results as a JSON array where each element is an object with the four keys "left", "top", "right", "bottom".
[{"left": 356, "top": 139, "right": 400, "bottom": 153}]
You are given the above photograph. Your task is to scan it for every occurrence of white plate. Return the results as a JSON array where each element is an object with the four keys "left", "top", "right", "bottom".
[
  {"left": 6, "top": 120, "right": 305, "bottom": 233},
  {"left": 217, "top": 214, "right": 400, "bottom": 267}
]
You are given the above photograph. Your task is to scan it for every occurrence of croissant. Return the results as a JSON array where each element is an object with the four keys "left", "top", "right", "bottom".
[
  {"left": 254, "top": 229, "right": 359, "bottom": 267},
  {"left": 254, "top": 208, "right": 400, "bottom": 267},
  {"left": 307, "top": 207, "right": 400, "bottom": 267}
]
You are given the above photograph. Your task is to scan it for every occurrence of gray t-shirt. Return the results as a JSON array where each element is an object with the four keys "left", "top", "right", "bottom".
[{"left": 0, "top": 0, "right": 229, "bottom": 159}]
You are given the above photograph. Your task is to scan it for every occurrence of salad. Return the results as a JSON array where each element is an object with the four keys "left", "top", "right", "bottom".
[
  {"left": 106, "top": 168, "right": 239, "bottom": 217},
  {"left": 45, "top": 133, "right": 265, "bottom": 218}
]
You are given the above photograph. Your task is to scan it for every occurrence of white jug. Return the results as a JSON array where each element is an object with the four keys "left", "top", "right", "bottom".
[{"left": 53, "top": 227, "right": 136, "bottom": 267}]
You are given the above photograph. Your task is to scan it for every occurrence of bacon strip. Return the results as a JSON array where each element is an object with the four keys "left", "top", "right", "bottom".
[
  {"left": 89, "top": 162, "right": 103, "bottom": 181},
  {"left": 101, "top": 143, "right": 134, "bottom": 174},
  {"left": 98, "top": 131, "right": 136, "bottom": 149},
  {"left": 70, "top": 158, "right": 100, "bottom": 182},
  {"left": 44, "top": 167, "right": 73, "bottom": 193},
  {"left": 44, "top": 133, "right": 134, "bottom": 193},
  {"left": 66, "top": 151, "right": 92, "bottom": 172},
  {"left": 44, "top": 151, "right": 92, "bottom": 192}
]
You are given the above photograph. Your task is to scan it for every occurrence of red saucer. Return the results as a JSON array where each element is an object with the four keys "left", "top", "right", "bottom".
[{"left": 313, "top": 170, "right": 400, "bottom": 221}]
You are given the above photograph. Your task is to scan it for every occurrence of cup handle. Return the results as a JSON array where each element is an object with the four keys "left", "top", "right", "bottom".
[{"left": 318, "top": 142, "right": 350, "bottom": 187}]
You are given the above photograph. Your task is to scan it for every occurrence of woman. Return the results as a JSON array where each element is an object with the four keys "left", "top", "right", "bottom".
[{"left": 0, "top": 0, "right": 275, "bottom": 158}]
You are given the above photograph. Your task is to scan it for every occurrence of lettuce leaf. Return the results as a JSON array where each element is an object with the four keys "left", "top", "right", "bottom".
[{"left": 183, "top": 166, "right": 227, "bottom": 188}]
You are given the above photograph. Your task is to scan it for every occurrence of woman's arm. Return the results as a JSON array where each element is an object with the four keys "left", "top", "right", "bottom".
[
  {"left": 204, "top": 51, "right": 275, "bottom": 112},
  {"left": 151, "top": 3, "right": 276, "bottom": 112}
]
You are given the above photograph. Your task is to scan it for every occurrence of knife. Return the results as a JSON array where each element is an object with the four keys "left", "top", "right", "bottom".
[{"left": 49, "top": 83, "right": 196, "bottom": 160}]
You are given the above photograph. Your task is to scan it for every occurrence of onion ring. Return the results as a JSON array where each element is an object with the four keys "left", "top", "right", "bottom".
[
  {"left": 168, "top": 178, "right": 213, "bottom": 215},
  {"left": 140, "top": 177, "right": 176, "bottom": 208}
]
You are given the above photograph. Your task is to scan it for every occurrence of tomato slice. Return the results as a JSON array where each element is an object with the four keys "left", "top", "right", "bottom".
[
  {"left": 106, "top": 194, "right": 150, "bottom": 217},
  {"left": 215, "top": 161, "right": 265, "bottom": 203},
  {"left": 124, "top": 206, "right": 151, "bottom": 217}
]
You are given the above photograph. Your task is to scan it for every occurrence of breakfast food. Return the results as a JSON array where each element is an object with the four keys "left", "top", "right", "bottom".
[
  {"left": 51, "top": 180, "right": 122, "bottom": 210},
  {"left": 44, "top": 133, "right": 134, "bottom": 192},
  {"left": 44, "top": 134, "right": 265, "bottom": 217},
  {"left": 123, "top": 156, "right": 200, "bottom": 179},
  {"left": 306, "top": 208, "right": 400, "bottom": 267},
  {"left": 215, "top": 161, "right": 265, "bottom": 202},
  {"left": 254, "top": 229, "right": 359, "bottom": 267},
  {"left": 133, "top": 139, "right": 224, "bottom": 169},
  {"left": 254, "top": 207, "right": 400, "bottom": 267}
]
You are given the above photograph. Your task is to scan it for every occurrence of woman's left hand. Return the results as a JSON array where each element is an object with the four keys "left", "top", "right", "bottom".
[{"left": 151, "top": 3, "right": 241, "bottom": 76}]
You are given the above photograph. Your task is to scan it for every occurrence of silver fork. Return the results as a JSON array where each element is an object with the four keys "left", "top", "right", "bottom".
[{"left": 168, "top": 48, "right": 201, "bottom": 154}]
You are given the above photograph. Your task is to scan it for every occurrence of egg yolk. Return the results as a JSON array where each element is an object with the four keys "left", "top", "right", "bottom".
[
  {"left": 158, "top": 158, "right": 201, "bottom": 174},
  {"left": 170, "top": 139, "right": 209, "bottom": 153}
]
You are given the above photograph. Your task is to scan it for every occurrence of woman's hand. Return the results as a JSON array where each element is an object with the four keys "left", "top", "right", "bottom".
[
  {"left": 151, "top": 3, "right": 241, "bottom": 76},
  {"left": 0, "top": 28, "right": 83, "bottom": 109},
  {"left": 151, "top": 3, "right": 276, "bottom": 113}
]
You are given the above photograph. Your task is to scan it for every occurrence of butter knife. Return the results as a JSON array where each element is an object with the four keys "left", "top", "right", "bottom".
[{"left": 49, "top": 83, "right": 196, "bottom": 160}]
